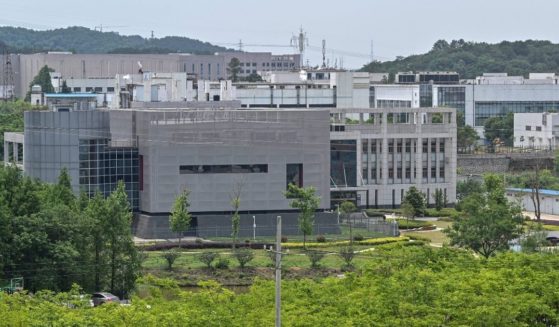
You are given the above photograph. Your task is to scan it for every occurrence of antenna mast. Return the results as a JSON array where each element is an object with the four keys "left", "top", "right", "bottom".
[
  {"left": 238, "top": 39, "right": 243, "bottom": 52},
  {"left": 370, "top": 40, "right": 374, "bottom": 63},
  {"left": 290, "top": 27, "right": 308, "bottom": 69},
  {"left": 321, "top": 39, "right": 326, "bottom": 68}
]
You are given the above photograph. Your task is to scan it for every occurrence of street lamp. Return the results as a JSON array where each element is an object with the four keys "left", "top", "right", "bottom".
[
  {"left": 335, "top": 204, "right": 340, "bottom": 224},
  {"left": 252, "top": 215, "right": 256, "bottom": 241}
]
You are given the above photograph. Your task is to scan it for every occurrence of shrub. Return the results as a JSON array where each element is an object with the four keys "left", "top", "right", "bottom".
[
  {"left": 195, "top": 238, "right": 203, "bottom": 244},
  {"left": 353, "top": 234, "right": 364, "bottom": 241},
  {"left": 162, "top": 249, "right": 179, "bottom": 270},
  {"left": 282, "top": 237, "right": 408, "bottom": 249},
  {"left": 339, "top": 246, "right": 355, "bottom": 269},
  {"left": 364, "top": 209, "right": 387, "bottom": 218},
  {"left": 233, "top": 249, "right": 255, "bottom": 269},
  {"left": 316, "top": 235, "right": 326, "bottom": 243},
  {"left": 198, "top": 252, "right": 219, "bottom": 269},
  {"left": 306, "top": 250, "right": 326, "bottom": 269},
  {"left": 281, "top": 236, "right": 288, "bottom": 243},
  {"left": 215, "top": 257, "right": 230, "bottom": 269},
  {"left": 267, "top": 248, "right": 277, "bottom": 266},
  {"left": 392, "top": 219, "right": 434, "bottom": 230}
]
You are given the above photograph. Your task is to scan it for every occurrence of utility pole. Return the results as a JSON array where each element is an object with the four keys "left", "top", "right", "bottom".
[
  {"left": 275, "top": 215, "right": 282, "bottom": 327},
  {"left": 252, "top": 215, "right": 256, "bottom": 241}
]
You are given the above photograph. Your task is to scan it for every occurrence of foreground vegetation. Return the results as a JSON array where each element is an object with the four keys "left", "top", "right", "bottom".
[{"left": 3, "top": 246, "right": 559, "bottom": 326}]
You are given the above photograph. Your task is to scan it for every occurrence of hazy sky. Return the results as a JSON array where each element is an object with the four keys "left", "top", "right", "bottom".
[{"left": 1, "top": 0, "right": 558, "bottom": 68}]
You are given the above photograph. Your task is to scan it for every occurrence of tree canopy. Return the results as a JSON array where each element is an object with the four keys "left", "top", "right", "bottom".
[
  {"left": 445, "top": 174, "right": 524, "bottom": 258},
  {"left": 0, "top": 26, "right": 229, "bottom": 54},
  {"left": 0, "top": 165, "right": 139, "bottom": 296},
  {"left": 362, "top": 39, "right": 559, "bottom": 79}
]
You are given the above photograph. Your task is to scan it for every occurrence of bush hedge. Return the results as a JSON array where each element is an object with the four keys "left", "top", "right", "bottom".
[
  {"left": 282, "top": 237, "right": 409, "bottom": 249},
  {"left": 391, "top": 219, "right": 435, "bottom": 230}
]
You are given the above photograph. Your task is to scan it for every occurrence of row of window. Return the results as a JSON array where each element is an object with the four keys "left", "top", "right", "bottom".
[
  {"left": 475, "top": 101, "right": 559, "bottom": 126},
  {"left": 72, "top": 87, "right": 115, "bottom": 93},
  {"left": 362, "top": 139, "right": 445, "bottom": 154},
  {"left": 179, "top": 164, "right": 268, "bottom": 174},
  {"left": 525, "top": 125, "right": 543, "bottom": 131}
]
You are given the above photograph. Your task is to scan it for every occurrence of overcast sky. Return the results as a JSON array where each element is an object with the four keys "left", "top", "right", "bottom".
[{"left": 1, "top": 0, "right": 558, "bottom": 68}]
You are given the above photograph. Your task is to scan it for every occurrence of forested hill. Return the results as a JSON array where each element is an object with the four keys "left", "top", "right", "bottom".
[
  {"left": 0, "top": 26, "right": 230, "bottom": 54},
  {"left": 361, "top": 39, "right": 559, "bottom": 79}
]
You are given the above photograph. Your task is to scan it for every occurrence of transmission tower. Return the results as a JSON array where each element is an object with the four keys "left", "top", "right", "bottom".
[
  {"left": 321, "top": 39, "right": 326, "bottom": 68},
  {"left": 290, "top": 27, "right": 308, "bottom": 69},
  {"left": 2, "top": 48, "right": 14, "bottom": 101}
]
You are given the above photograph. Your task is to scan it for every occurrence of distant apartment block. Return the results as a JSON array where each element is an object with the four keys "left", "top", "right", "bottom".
[{"left": 513, "top": 112, "right": 559, "bottom": 149}]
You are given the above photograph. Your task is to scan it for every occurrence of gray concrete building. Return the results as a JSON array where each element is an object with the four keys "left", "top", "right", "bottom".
[
  {"left": 15, "top": 52, "right": 300, "bottom": 98},
  {"left": 18, "top": 104, "right": 335, "bottom": 238}
]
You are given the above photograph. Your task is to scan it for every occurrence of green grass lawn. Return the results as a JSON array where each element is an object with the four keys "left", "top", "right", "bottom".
[{"left": 401, "top": 220, "right": 451, "bottom": 246}]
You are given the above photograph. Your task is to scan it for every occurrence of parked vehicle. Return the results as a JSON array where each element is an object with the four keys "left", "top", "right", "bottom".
[{"left": 91, "top": 292, "right": 119, "bottom": 306}]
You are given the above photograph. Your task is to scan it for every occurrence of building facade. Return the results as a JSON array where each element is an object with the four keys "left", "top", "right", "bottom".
[
  {"left": 330, "top": 107, "right": 457, "bottom": 208},
  {"left": 18, "top": 105, "right": 336, "bottom": 237},
  {"left": 513, "top": 112, "right": 559, "bottom": 149},
  {"left": 15, "top": 52, "right": 300, "bottom": 98}
]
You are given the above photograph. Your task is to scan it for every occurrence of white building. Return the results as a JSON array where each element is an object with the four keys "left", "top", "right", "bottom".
[
  {"left": 330, "top": 107, "right": 457, "bottom": 208},
  {"left": 507, "top": 188, "right": 559, "bottom": 215},
  {"left": 513, "top": 112, "right": 559, "bottom": 149}
]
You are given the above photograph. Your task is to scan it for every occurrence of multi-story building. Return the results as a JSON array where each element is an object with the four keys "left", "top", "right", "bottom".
[
  {"left": 10, "top": 51, "right": 300, "bottom": 98},
  {"left": 513, "top": 112, "right": 559, "bottom": 149},
  {"left": 372, "top": 72, "right": 559, "bottom": 138},
  {"left": 329, "top": 107, "right": 457, "bottom": 208},
  {"left": 15, "top": 104, "right": 336, "bottom": 238}
]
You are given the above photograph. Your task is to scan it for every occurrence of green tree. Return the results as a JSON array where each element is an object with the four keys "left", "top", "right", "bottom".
[
  {"left": 339, "top": 201, "right": 356, "bottom": 244},
  {"left": 402, "top": 186, "right": 426, "bottom": 218},
  {"left": 445, "top": 174, "right": 524, "bottom": 258},
  {"left": 520, "top": 223, "right": 548, "bottom": 253},
  {"left": 433, "top": 188, "right": 444, "bottom": 212},
  {"left": 104, "top": 181, "right": 140, "bottom": 298},
  {"left": 60, "top": 80, "right": 71, "bottom": 93},
  {"left": 229, "top": 180, "right": 244, "bottom": 249},
  {"left": 25, "top": 65, "right": 54, "bottom": 101},
  {"left": 169, "top": 189, "right": 192, "bottom": 248},
  {"left": 456, "top": 178, "right": 483, "bottom": 202},
  {"left": 484, "top": 112, "right": 514, "bottom": 147},
  {"left": 285, "top": 184, "right": 320, "bottom": 249},
  {"left": 227, "top": 57, "right": 241, "bottom": 82},
  {"left": 457, "top": 111, "right": 479, "bottom": 152}
]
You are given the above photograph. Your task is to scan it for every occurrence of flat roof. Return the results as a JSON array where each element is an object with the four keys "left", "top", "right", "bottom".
[
  {"left": 44, "top": 93, "right": 97, "bottom": 98},
  {"left": 507, "top": 188, "right": 559, "bottom": 197}
]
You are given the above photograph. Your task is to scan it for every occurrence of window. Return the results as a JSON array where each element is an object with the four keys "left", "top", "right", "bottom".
[
  {"left": 422, "top": 167, "right": 428, "bottom": 178},
  {"left": 86, "top": 87, "right": 93, "bottom": 92},
  {"left": 73, "top": 87, "right": 81, "bottom": 92},
  {"left": 405, "top": 167, "right": 411, "bottom": 179},
  {"left": 396, "top": 141, "right": 402, "bottom": 153},
  {"left": 526, "top": 126, "right": 532, "bottom": 131},
  {"left": 107, "top": 87, "right": 115, "bottom": 92},
  {"left": 405, "top": 140, "right": 411, "bottom": 153},
  {"left": 179, "top": 164, "right": 268, "bottom": 174},
  {"left": 439, "top": 140, "right": 445, "bottom": 152},
  {"left": 440, "top": 167, "right": 445, "bottom": 178},
  {"left": 431, "top": 140, "right": 436, "bottom": 153},
  {"left": 431, "top": 167, "right": 437, "bottom": 178},
  {"left": 388, "top": 168, "right": 394, "bottom": 179},
  {"left": 536, "top": 126, "right": 542, "bottom": 131},
  {"left": 252, "top": 62, "right": 257, "bottom": 67},
  {"left": 422, "top": 141, "right": 428, "bottom": 153},
  {"left": 286, "top": 163, "right": 303, "bottom": 188},
  {"left": 94, "top": 87, "right": 103, "bottom": 92}
]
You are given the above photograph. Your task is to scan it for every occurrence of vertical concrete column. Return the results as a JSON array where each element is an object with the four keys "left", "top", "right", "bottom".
[
  {"left": 356, "top": 136, "right": 362, "bottom": 186},
  {"left": 375, "top": 139, "right": 381, "bottom": 185},
  {"left": 401, "top": 137, "right": 406, "bottom": 184},
  {"left": 381, "top": 114, "right": 388, "bottom": 186},
  {"left": 427, "top": 137, "right": 432, "bottom": 185},
  {"left": 3, "top": 141, "right": 9, "bottom": 163},
  {"left": 415, "top": 111, "right": 423, "bottom": 186},
  {"left": 13, "top": 142, "right": 18, "bottom": 162},
  {"left": 435, "top": 138, "right": 440, "bottom": 184}
]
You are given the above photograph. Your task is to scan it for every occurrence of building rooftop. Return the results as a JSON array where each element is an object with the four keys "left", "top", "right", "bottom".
[
  {"left": 44, "top": 93, "right": 98, "bottom": 98},
  {"left": 507, "top": 188, "right": 559, "bottom": 197}
]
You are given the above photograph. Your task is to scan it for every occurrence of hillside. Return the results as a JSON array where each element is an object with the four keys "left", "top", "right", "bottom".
[
  {"left": 362, "top": 39, "right": 559, "bottom": 79},
  {"left": 0, "top": 26, "right": 229, "bottom": 54}
]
